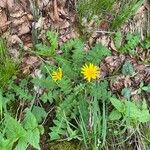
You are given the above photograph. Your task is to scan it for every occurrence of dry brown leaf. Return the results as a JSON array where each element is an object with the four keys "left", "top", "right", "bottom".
[
  {"left": 145, "top": 0, "right": 150, "bottom": 10},
  {"left": 25, "top": 56, "right": 39, "bottom": 65},
  {"left": 18, "top": 23, "right": 30, "bottom": 36},
  {"left": 9, "top": 48, "right": 20, "bottom": 59},
  {"left": 7, "top": 0, "right": 14, "bottom": 10},
  {"left": 12, "top": 17, "right": 26, "bottom": 27},
  {"left": 9, "top": 35, "right": 22, "bottom": 44},
  {"left": 110, "top": 75, "right": 125, "bottom": 92},
  {"left": 35, "top": 17, "right": 44, "bottom": 29},
  {"left": 0, "top": 0, "right": 6, "bottom": 8},
  {"left": 10, "top": 10, "right": 26, "bottom": 18},
  {"left": 96, "top": 35, "right": 110, "bottom": 47},
  {"left": 21, "top": 55, "right": 40, "bottom": 75},
  {"left": 60, "top": 20, "right": 70, "bottom": 29},
  {"left": 109, "top": 39, "right": 117, "bottom": 51},
  {"left": 104, "top": 55, "right": 125, "bottom": 72},
  {"left": 0, "top": 9, "right": 8, "bottom": 32}
]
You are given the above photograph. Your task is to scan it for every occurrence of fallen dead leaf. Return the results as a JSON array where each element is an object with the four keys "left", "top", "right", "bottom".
[
  {"left": 104, "top": 55, "right": 125, "bottom": 72},
  {"left": 0, "top": 0, "right": 6, "bottom": 8},
  {"left": 9, "top": 34, "right": 22, "bottom": 45},
  {"left": 59, "top": 20, "right": 70, "bottom": 29},
  {"left": 21, "top": 55, "right": 40, "bottom": 75},
  {"left": 96, "top": 35, "right": 110, "bottom": 47},
  {"left": 145, "top": 0, "right": 150, "bottom": 10},
  {"left": 35, "top": 17, "right": 44, "bottom": 29},
  {"left": 7, "top": 0, "right": 14, "bottom": 10},
  {"left": 18, "top": 23, "right": 30, "bottom": 36},
  {"left": 12, "top": 17, "right": 26, "bottom": 27},
  {"left": 110, "top": 75, "right": 125, "bottom": 92},
  {"left": 0, "top": 9, "right": 8, "bottom": 32}
]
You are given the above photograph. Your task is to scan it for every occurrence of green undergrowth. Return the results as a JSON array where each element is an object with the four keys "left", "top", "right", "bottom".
[
  {"left": 0, "top": 31, "right": 150, "bottom": 150},
  {"left": 0, "top": 38, "right": 17, "bottom": 87},
  {"left": 113, "top": 32, "right": 150, "bottom": 62},
  {"left": 76, "top": 0, "right": 144, "bottom": 36},
  {"left": 111, "top": 0, "right": 144, "bottom": 30}
]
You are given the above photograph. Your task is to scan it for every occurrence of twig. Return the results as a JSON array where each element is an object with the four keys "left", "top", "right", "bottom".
[
  {"left": 53, "top": 0, "right": 59, "bottom": 21},
  {"left": 42, "top": 107, "right": 55, "bottom": 125},
  {"left": 96, "top": 30, "right": 115, "bottom": 34}
]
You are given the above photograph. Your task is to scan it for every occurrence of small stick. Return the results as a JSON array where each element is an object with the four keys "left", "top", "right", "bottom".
[{"left": 96, "top": 30, "right": 115, "bottom": 34}]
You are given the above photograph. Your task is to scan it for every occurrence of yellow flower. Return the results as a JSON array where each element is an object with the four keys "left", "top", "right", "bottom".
[
  {"left": 52, "top": 68, "right": 63, "bottom": 81},
  {"left": 81, "top": 63, "right": 100, "bottom": 82}
]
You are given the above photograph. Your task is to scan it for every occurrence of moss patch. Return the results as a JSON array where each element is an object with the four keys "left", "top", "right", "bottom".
[{"left": 48, "top": 141, "right": 85, "bottom": 150}]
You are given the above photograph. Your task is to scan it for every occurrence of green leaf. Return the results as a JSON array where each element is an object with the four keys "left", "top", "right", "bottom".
[
  {"left": 58, "top": 78, "right": 72, "bottom": 94},
  {"left": 13, "top": 84, "right": 33, "bottom": 101},
  {"left": 109, "top": 110, "right": 122, "bottom": 121},
  {"left": 15, "top": 137, "right": 28, "bottom": 150},
  {"left": 49, "top": 130, "right": 61, "bottom": 140},
  {"left": 22, "top": 109, "right": 41, "bottom": 149},
  {"left": 38, "top": 125, "right": 45, "bottom": 135},
  {"left": 139, "top": 82, "right": 144, "bottom": 88},
  {"left": 141, "top": 37, "right": 150, "bottom": 49},
  {"left": 114, "top": 31, "right": 122, "bottom": 49},
  {"left": 78, "top": 96, "right": 89, "bottom": 124},
  {"left": 32, "top": 106, "right": 47, "bottom": 123},
  {"left": 35, "top": 43, "right": 53, "bottom": 56},
  {"left": 121, "top": 88, "right": 131, "bottom": 100},
  {"left": 46, "top": 31, "right": 58, "bottom": 52},
  {"left": 110, "top": 98, "right": 125, "bottom": 112},
  {"left": 122, "top": 61, "right": 135, "bottom": 76},
  {"left": 23, "top": 109, "right": 38, "bottom": 130},
  {"left": 125, "top": 101, "right": 140, "bottom": 120},
  {"left": 5, "top": 114, "right": 26, "bottom": 140},
  {"left": 142, "top": 84, "right": 150, "bottom": 93},
  {"left": 142, "top": 99, "right": 148, "bottom": 110},
  {"left": 87, "top": 43, "right": 111, "bottom": 64},
  {"left": 0, "top": 137, "right": 13, "bottom": 150},
  {"left": 32, "top": 77, "right": 56, "bottom": 90},
  {"left": 26, "top": 129, "right": 40, "bottom": 150},
  {"left": 40, "top": 91, "right": 53, "bottom": 103},
  {"left": 139, "top": 110, "right": 150, "bottom": 123},
  {"left": 89, "top": 80, "right": 111, "bottom": 101}
]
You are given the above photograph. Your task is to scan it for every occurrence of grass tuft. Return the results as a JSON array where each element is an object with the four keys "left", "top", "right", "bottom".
[{"left": 0, "top": 38, "right": 17, "bottom": 87}]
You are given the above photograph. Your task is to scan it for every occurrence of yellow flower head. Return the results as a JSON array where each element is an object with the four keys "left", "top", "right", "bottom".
[
  {"left": 81, "top": 63, "right": 100, "bottom": 82},
  {"left": 52, "top": 68, "right": 63, "bottom": 81}
]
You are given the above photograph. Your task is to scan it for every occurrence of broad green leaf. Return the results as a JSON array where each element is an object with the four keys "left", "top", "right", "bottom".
[
  {"left": 15, "top": 137, "right": 28, "bottom": 150},
  {"left": 125, "top": 101, "right": 140, "bottom": 120},
  {"left": 142, "top": 84, "right": 150, "bottom": 93},
  {"left": 32, "top": 106, "right": 47, "bottom": 123},
  {"left": 142, "top": 99, "right": 147, "bottom": 110},
  {"left": 109, "top": 110, "right": 122, "bottom": 121},
  {"left": 110, "top": 98, "right": 125, "bottom": 112},
  {"left": 27, "top": 129, "right": 40, "bottom": 150},
  {"left": 0, "top": 137, "right": 13, "bottom": 150},
  {"left": 139, "top": 110, "right": 150, "bottom": 123},
  {"left": 23, "top": 109, "right": 38, "bottom": 130},
  {"left": 121, "top": 88, "right": 131, "bottom": 100},
  {"left": 5, "top": 114, "right": 26, "bottom": 140}
]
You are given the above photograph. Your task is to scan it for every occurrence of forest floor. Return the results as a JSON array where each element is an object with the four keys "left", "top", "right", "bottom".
[{"left": 0, "top": 0, "right": 150, "bottom": 150}]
